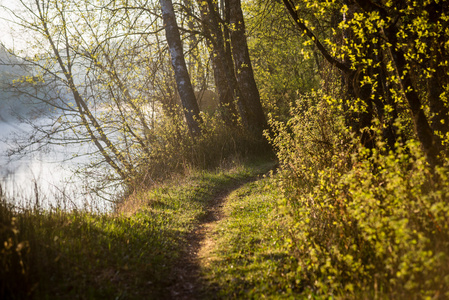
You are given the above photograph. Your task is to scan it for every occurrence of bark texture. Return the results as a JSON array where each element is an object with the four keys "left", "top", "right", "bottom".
[
  {"left": 228, "top": 0, "right": 268, "bottom": 136},
  {"left": 160, "top": 0, "right": 201, "bottom": 135},
  {"left": 197, "top": 0, "right": 239, "bottom": 125}
]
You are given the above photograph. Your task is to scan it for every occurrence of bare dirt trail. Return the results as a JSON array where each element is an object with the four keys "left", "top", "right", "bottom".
[{"left": 167, "top": 175, "right": 264, "bottom": 300}]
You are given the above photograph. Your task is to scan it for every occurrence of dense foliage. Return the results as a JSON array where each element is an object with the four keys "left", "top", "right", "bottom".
[
  {"left": 261, "top": 0, "right": 449, "bottom": 297},
  {"left": 270, "top": 93, "right": 449, "bottom": 297},
  {"left": 1, "top": 0, "right": 449, "bottom": 298}
]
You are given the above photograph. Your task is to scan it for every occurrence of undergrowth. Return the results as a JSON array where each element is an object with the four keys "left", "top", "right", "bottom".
[
  {"left": 269, "top": 91, "right": 449, "bottom": 298},
  {"left": 0, "top": 157, "right": 272, "bottom": 299},
  {"left": 131, "top": 111, "right": 269, "bottom": 186}
]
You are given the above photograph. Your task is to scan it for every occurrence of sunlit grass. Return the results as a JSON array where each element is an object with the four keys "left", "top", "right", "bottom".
[
  {"left": 202, "top": 175, "right": 302, "bottom": 299},
  {"left": 0, "top": 156, "right": 274, "bottom": 299}
]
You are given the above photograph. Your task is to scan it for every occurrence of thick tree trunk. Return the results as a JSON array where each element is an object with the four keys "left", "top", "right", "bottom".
[
  {"left": 160, "top": 0, "right": 201, "bottom": 136},
  {"left": 426, "top": 32, "right": 449, "bottom": 145},
  {"left": 197, "top": 0, "right": 239, "bottom": 125},
  {"left": 428, "top": 72, "right": 449, "bottom": 139},
  {"left": 355, "top": 0, "right": 443, "bottom": 164},
  {"left": 375, "top": 55, "right": 399, "bottom": 150},
  {"left": 383, "top": 27, "right": 441, "bottom": 165},
  {"left": 228, "top": 0, "right": 268, "bottom": 136}
]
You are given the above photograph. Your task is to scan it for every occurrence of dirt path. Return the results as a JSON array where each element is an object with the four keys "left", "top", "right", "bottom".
[{"left": 167, "top": 175, "right": 263, "bottom": 299}]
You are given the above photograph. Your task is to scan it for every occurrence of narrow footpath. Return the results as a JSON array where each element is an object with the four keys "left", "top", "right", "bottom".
[{"left": 166, "top": 175, "right": 265, "bottom": 299}]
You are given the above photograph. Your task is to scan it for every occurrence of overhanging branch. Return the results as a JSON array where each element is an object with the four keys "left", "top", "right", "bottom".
[{"left": 282, "top": 0, "right": 350, "bottom": 73}]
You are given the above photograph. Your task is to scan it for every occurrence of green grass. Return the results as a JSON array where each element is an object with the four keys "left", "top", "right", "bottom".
[
  {"left": 202, "top": 174, "right": 302, "bottom": 299},
  {"left": 0, "top": 157, "right": 275, "bottom": 299}
]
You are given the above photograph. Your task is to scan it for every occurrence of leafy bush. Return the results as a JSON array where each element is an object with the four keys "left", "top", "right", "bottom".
[{"left": 270, "top": 91, "right": 449, "bottom": 298}]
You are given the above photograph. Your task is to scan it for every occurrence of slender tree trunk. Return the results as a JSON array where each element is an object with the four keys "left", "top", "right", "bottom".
[
  {"left": 36, "top": 1, "right": 131, "bottom": 180},
  {"left": 182, "top": 0, "right": 203, "bottom": 88},
  {"left": 160, "top": 0, "right": 201, "bottom": 136},
  {"left": 228, "top": 0, "right": 268, "bottom": 136}
]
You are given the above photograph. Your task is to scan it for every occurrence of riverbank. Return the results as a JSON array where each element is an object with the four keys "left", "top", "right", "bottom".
[{"left": 0, "top": 157, "right": 277, "bottom": 299}]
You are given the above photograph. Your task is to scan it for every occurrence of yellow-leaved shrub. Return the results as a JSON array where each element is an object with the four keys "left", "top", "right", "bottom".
[{"left": 269, "top": 91, "right": 449, "bottom": 298}]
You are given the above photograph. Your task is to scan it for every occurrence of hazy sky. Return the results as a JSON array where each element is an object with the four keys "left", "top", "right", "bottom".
[{"left": 0, "top": 0, "right": 28, "bottom": 51}]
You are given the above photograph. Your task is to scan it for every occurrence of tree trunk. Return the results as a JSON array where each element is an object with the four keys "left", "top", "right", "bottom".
[
  {"left": 160, "top": 0, "right": 201, "bottom": 136},
  {"left": 197, "top": 0, "right": 239, "bottom": 125},
  {"left": 228, "top": 0, "right": 268, "bottom": 136},
  {"left": 383, "top": 27, "right": 441, "bottom": 166},
  {"left": 36, "top": 2, "right": 131, "bottom": 180},
  {"left": 426, "top": 3, "right": 449, "bottom": 144}
]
